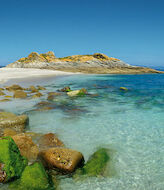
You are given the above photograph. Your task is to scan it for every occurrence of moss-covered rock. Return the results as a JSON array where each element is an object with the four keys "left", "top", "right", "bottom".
[
  {"left": 59, "top": 86, "right": 71, "bottom": 92},
  {"left": 0, "top": 136, "right": 28, "bottom": 183},
  {"left": 74, "top": 148, "right": 110, "bottom": 178},
  {"left": 67, "top": 88, "right": 87, "bottom": 97},
  {"left": 9, "top": 162, "right": 54, "bottom": 190}
]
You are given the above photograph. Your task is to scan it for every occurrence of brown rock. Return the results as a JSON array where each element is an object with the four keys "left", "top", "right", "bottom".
[
  {"left": 3, "top": 128, "right": 17, "bottom": 137},
  {"left": 12, "top": 134, "right": 39, "bottom": 161},
  {"left": 35, "top": 101, "right": 52, "bottom": 107},
  {"left": 13, "top": 90, "right": 27, "bottom": 99},
  {"left": 0, "top": 99, "right": 11, "bottom": 102},
  {"left": 38, "top": 133, "right": 64, "bottom": 150},
  {"left": 0, "top": 91, "right": 5, "bottom": 96},
  {"left": 59, "top": 86, "right": 71, "bottom": 92},
  {"left": 48, "top": 92, "right": 62, "bottom": 96},
  {"left": 32, "top": 92, "right": 43, "bottom": 98},
  {"left": 0, "top": 112, "right": 29, "bottom": 136},
  {"left": 37, "top": 86, "right": 46, "bottom": 90},
  {"left": 5, "top": 84, "right": 23, "bottom": 91},
  {"left": 39, "top": 147, "right": 84, "bottom": 173},
  {"left": 0, "top": 88, "right": 4, "bottom": 91},
  {"left": 4, "top": 95, "right": 12, "bottom": 98},
  {"left": 0, "top": 163, "right": 6, "bottom": 183},
  {"left": 29, "top": 86, "right": 39, "bottom": 93}
]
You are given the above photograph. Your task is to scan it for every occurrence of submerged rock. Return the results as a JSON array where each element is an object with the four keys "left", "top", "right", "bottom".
[
  {"left": 5, "top": 84, "right": 23, "bottom": 92},
  {"left": 39, "top": 147, "right": 84, "bottom": 173},
  {"left": 9, "top": 162, "right": 54, "bottom": 190},
  {"left": 0, "top": 112, "right": 29, "bottom": 136},
  {"left": 0, "top": 136, "right": 27, "bottom": 182},
  {"left": 120, "top": 87, "right": 128, "bottom": 91},
  {"left": 67, "top": 88, "right": 87, "bottom": 97},
  {"left": 32, "top": 92, "right": 43, "bottom": 98},
  {"left": 0, "top": 91, "right": 5, "bottom": 96},
  {"left": 13, "top": 90, "right": 27, "bottom": 99},
  {"left": 29, "top": 86, "right": 39, "bottom": 93},
  {"left": 59, "top": 86, "right": 71, "bottom": 92},
  {"left": 38, "top": 133, "right": 64, "bottom": 150},
  {"left": 0, "top": 99, "right": 11, "bottom": 102},
  {"left": 12, "top": 134, "right": 39, "bottom": 161},
  {"left": 37, "top": 85, "right": 46, "bottom": 91},
  {"left": 74, "top": 148, "right": 110, "bottom": 178}
]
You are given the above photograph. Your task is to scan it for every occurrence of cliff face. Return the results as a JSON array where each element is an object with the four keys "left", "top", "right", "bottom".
[{"left": 7, "top": 51, "right": 163, "bottom": 74}]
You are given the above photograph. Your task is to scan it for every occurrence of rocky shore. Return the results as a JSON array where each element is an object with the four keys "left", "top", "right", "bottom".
[
  {"left": 6, "top": 51, "right": 163, "bottom": 74},
  {"left": 0, "top": 84, "right": 117, "bottom": 190}
]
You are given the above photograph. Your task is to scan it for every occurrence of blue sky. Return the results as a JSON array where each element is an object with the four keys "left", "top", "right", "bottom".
[{"left": 0, "top": 0, "right": 164, "bottom": 66}]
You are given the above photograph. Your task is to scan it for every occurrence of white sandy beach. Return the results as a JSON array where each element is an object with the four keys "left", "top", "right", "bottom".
[{"left": 0, "top": 68, "right": 74, "bottom": 84}]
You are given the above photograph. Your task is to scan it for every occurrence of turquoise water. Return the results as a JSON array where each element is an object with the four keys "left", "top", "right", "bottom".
[{"left": 0, "top": 74, "right": 164, "bottom": 190}]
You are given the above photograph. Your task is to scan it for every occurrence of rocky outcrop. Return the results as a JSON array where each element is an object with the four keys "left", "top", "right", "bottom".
[{"left": 7, "top": 51, "right": 163, "bottom": 74}]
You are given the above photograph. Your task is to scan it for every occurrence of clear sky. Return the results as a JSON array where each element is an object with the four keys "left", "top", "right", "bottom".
[{"left": 0, "top": 0, "right": 164, "bottom": 66}]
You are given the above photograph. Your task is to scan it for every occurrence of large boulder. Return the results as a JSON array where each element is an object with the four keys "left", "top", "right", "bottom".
[
  {"left": 0, "top": 112, "right": 29, "bottom": 136},
  {"left": 74, "top": 148, "right": 110, "bottom": 178},
  {"left": 39, "top": 147, "right": 84, "bottom": 173},
  {"left": 9, "top": 162, "right": 54, "bottom": 190},
  {"left": 12, "top": 134, "right": 39, "bottom": 161},
  {"left": 0, "top": 136, "right": 27, "bottom": 183},
  {"left": 13, "top": 90, "right": 27, "bottom": 99},
  {"left": 38, "top": 133, "right": 64, "bottom": 150}
]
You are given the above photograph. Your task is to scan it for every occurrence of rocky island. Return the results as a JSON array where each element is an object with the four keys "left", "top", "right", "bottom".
[{"left": 6, "top": 51, "right": 163, "bottom": 74}]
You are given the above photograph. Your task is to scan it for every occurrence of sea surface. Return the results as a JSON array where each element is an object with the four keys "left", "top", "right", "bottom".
[{"left": 0, "top": 73, "right": 164, "bottom": 190}]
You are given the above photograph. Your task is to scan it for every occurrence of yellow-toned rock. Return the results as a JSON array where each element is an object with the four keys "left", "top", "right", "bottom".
[
  {"left": 12, "top": 133, "right": 39, "bottom": 161},
  {"left": 120, "top": 87, "right": 128, "bottom": 91},
  {"left": 39, "top": 147, "right": 84, "bottom": 173},
  {"left": 0, "top": 91, "right": 5, "bottom": 96},
  {"left": 32, "top": 92, "right": 43, "bottom": 98},
  {"left": 13, "top": 90, "right": 27, "bottom": 99},
  {"left": 0, "top": 99, "right": 11, "bottom": 102},
  {"left": 38, "top": 133, "right": 64, "bottom": 150},
  {"left": 37, "top": 86, "right": 46, "bottom": 90},
  {"left": 29, "top": 86, "right": 39, "bottom": 93},
  {"left": 3, "top": 128, "right": 17, "bottom": 137},
  {"left": 5, "top": 84, "right": 23, "bottom": 91},
  {"left": 0, "top": 112, "right": 29, "bottom": 136}
]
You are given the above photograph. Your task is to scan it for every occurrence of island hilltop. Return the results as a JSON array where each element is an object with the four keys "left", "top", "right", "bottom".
[{"left": 7, "top": 51, "right": 163, "bottom": 74}]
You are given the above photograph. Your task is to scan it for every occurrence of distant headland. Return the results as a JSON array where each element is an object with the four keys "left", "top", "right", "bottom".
[{"left": 6, "top": 51, "right": 163, "bottom": 74}]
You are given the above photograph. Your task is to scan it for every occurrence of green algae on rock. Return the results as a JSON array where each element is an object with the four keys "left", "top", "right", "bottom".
[
  {"left": 67, "top": 88, "right": 87, "bottom": 97},
  {"left": 74, "top": 148, "right": 111, "bottom": 179},
  {"left": 9, "top": 162, "right": 54, "bottom": 190},
  {"left": 0, "top": 136, "right": 28, "bottom": 183}
]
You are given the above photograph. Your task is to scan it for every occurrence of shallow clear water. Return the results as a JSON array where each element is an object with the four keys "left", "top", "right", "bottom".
[{"left": 0, "top": 74, "right": 164, "bottom": 190}]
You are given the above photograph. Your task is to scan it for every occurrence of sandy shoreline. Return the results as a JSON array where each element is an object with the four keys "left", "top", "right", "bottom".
[{"left": 0, "top": 68, "right": 75, "bottom": 84}]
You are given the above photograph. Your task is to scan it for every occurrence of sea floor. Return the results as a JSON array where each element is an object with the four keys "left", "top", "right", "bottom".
[{"left": 0, "top": 74, "right": 164, "bottom": 190}]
